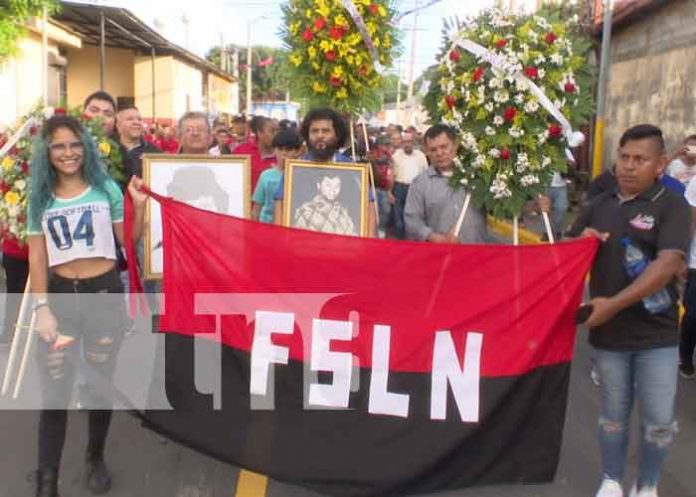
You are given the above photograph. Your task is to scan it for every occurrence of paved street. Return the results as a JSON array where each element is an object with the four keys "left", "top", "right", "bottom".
[{"left": 0, "top": 324, "right": 694, "bottom": 497}]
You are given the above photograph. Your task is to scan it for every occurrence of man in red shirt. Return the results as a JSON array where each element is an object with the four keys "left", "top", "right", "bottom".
[
  {"left": 1, "top": 237, "right": 28, "bottom": 344},
  {"left": 156, "top": 124, "right": 180, "bottom": 154},
  {"left": 229, "top": 114, "right": 249, "bottom": 149},
  {"left": 233, "top": 116, "right": 278, "bottom": 192}
]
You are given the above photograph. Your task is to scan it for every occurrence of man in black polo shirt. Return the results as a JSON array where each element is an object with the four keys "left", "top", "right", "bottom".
[{"left": 569, "top": 124, "right": 690, "bottom": 497}]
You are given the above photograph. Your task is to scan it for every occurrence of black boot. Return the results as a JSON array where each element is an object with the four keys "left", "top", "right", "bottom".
[
  {"left": 85, "top": 457, "right": 112, "bottom": 494},
  {"left": 35, "top": 468, "right": 59, "bottom": 497}
]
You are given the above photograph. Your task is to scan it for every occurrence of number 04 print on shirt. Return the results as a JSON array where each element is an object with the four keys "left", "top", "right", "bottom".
[{"left": 28, "top": 181, "right": 124, "bottom": 267}]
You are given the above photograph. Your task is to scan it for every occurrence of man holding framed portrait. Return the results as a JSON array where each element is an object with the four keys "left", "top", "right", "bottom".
[
  {"left": 141, "top": 111, "right": 252, "bottom": 278},
  {"left": 273, "top": 107, "right": 376, "bottom": 237}
]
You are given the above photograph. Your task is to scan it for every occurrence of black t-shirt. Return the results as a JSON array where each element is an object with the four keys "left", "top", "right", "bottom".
[
  {"left": 567, "top": 182, "right": 690, "bottom": 351},
  {"left": 125, "top": 140, "right": 163, "bottom": 178}
]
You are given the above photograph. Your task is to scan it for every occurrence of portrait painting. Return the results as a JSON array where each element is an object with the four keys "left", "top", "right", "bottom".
[
  {"left": 143, "top": 154, "right": 250, "bottom": 279},
  {"left": 283, "top": 160, "right": 369, "bottom": 237}
]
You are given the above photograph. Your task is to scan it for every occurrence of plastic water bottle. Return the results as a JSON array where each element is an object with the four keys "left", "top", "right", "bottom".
[{"left": 621, "top": 237, "right": 671, "bottom": 314}]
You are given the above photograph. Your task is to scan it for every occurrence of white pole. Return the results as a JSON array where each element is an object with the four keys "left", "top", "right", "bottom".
[
  {"left": 1, "top": 279, "right": 31, "bottom": 396},
  {"left": 542, "top": 211, "right": 555, "bottom": 243},
  {"left": 349, "top": 121, "right": 357, "bottom": 162},
  {"left": 452, "top": 193, "right": 472, "bottom": 238},
  {"left": 13, "top": 310, "right": 37, "bottom": 399},
  {"left": 513, "top": 216, "right": 520, "bottom": 246}
]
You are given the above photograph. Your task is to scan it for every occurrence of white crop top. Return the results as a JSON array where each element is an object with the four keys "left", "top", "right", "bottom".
[{"left": 27, "top": 180, "right": 124, "bottom": 267}]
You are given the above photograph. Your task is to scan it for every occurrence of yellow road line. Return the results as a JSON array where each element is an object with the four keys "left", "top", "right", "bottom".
[
  {"left": 235, "top": 470, "right": 269, "bottom": 497},
  {"left": 233, "top": 217, "right": 539, "bottom": 497},
  {"left": 487, "top": 216, "right": 542, "bottom": 244}
]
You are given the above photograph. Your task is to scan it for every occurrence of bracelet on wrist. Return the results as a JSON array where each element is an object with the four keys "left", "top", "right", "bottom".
[{"left": 32, "top": 301, "right": 50, "bottom": 312}]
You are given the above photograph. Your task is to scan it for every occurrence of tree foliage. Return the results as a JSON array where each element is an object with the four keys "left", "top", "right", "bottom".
[
  {"left": 381, "top": 73, "right": 408, "bottom": 105},
  {"left": 206, "top": 44, "right": 291, "bottom": 102},
  {"left": 0, "top": 0, "right": 59, "bottom": 63}
]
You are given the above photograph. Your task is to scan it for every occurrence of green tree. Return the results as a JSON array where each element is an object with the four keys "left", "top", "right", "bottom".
[
  {"left": 0, "top": 0, "right": 59, "bottom": 62},
  {"left": 206, "top": 44, "right": 291, "bottom": 102},
  {"left": 381, "top": 73, "right": 408, "bottom": 105}
]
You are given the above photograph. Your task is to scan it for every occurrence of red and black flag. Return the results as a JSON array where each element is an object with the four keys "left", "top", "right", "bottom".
[{"left": 139, "top": 195, "right": 597, "bottom": 497}]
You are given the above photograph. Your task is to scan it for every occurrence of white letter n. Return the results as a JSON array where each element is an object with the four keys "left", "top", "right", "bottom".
[{"left": 430, "top": 331, "right": 483, "bottom": 422}]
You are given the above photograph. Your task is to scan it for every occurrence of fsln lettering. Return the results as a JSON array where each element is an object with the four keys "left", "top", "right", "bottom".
[
  {"left": 249, "top": 311, "right": 483, "bottom": 422},
  {"left": 431, "top": 331, "right": 483, "bottom": 423},
  {"left": 249, "top": 310, "right": 294, "bottom": 396}
]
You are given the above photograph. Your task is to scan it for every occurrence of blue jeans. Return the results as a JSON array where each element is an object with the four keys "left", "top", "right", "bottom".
[
  {"left": 594, "top": 346, "right": 678, "bottom": 488},
  {"left": 392, "top": 182, "right": 409, "bottom": 240},
  {"left": 547, "top": 184, "right": 568, "bottom": 237},
  {"left": 376, "top": 188, "right": 391, "bottom": 236}
]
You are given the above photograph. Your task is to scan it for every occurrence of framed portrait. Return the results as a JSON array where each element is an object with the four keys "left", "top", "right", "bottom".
[
  {"left": 283, "top": 160, "right": 369, "bottom": 237},
  {"left": 142, "top": 154, "right": 251, "bottom": 279}
]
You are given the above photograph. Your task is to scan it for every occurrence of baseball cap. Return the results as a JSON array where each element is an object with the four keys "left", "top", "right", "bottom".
[{"left": 272, "top": 129, "right": 303, "bottom": 149}]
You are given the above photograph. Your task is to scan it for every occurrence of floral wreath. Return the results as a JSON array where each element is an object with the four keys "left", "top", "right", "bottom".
[
  {"left": 282, "top": 0, "right": 400, "bottom": 114},
  {"left": 0, "top": 103, "right": 126, "bottom": 244},
  {"left": 436, "top": 8, "right": 596, "bottom": 219}
]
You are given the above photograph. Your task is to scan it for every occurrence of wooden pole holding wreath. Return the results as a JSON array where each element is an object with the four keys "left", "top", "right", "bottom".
[
  {"left": 542, "top": 211, "right": 555, "bottom": 243},
  {"left": 13, "top": 302, "right": 37, "bottom": 399},
  {"left": 1, "top": 278, "right": 32, "bottom": 396},
  {"left": 359, "top": 121, "right": 381, "bottom": 230},
  {"left": 452, "top": 193, "right": 472, "bottom": 239}
]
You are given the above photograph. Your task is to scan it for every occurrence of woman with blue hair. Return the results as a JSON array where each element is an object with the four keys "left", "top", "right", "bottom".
[{"left": 26, "top": 114, "right": 146, "bottom": 496}]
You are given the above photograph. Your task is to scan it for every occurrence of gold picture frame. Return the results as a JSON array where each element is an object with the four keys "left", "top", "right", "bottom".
[
  {"left": 142, "top": 154, "right": 251, "bottom": 279},
  {"left": 282, "top": 159, "right": 369, "bottom": 237}
]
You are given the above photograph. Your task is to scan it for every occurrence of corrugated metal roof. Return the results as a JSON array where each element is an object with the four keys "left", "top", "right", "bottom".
[
  {"left": 55, "top": 1, "right": 236, "bottom": 83},
  {"left": 595, "top": 0, "right": 673, "bottom": 32}
]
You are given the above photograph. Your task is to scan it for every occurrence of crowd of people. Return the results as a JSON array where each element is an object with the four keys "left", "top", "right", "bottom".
[{"left": 0, "top": 87, "right": 694, "bottom": 497}]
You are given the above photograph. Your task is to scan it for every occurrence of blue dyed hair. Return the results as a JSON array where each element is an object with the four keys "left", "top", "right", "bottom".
[{"left": 29, "top": 115, "right": 113, "bottom": 227}]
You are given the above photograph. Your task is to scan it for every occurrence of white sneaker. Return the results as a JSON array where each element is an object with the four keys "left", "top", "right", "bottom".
[
  {"left": 596, "top": 479, "right": 624, "bottom": 497},
  {"left": 629, "top": 484, "right": 658, "bottom": 497}
]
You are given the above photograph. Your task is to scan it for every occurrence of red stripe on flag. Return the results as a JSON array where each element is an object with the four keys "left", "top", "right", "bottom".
[{"left": 155, "top": 195, "right": 597, "bottom": 378}]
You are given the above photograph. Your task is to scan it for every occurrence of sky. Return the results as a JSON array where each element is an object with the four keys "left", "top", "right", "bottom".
[{"left": 77, "top": 0, "right": 539, "bottom": 82}]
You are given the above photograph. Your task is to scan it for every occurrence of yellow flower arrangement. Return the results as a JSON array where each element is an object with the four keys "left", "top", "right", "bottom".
[
  {"left": 98, "top": 140, "right": 111, "bottom": 156},
  {"left": 4, "top": 191, "right": 19, "bottom": 205},
  {"left": 282, "top": 0, "right": 400, "bottom": 114}
]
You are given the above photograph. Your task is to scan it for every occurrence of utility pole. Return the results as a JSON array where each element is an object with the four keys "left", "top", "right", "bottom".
[
  {"left": 396, "top": 60, "right": 403, "bottom": 125},
  {"left": 182, "top": 14, "right": 190, "bottom": 50},
  {"left": 99, "top": 11, "right": 106, "bottom": 90},
  {"left": 41, "top": 7, "right": 48, "bottom": 105},
  {"left": 246, "top": 25, "right": 252, "bottom": 115},
  {"left": 246, "top": 16, "right": 269, "bottom": 116},
  {"left": 220, "top": 33, "right": 226, "bottom": 72},
  {"left": 592, "top": 0, "right": 614, "bottom": 178},
  {"left": 406, "top": 0, "right": 418, "bottom": 101}
]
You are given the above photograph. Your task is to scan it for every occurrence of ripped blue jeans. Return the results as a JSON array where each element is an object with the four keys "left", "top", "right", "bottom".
[{"left": 594, "top": 345, "right": 678, "bottom": 488}]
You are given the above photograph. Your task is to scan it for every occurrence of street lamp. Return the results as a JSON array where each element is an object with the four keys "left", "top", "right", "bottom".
[{"left": 246, "top": 15, "right": 269, "bottom": 116}]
